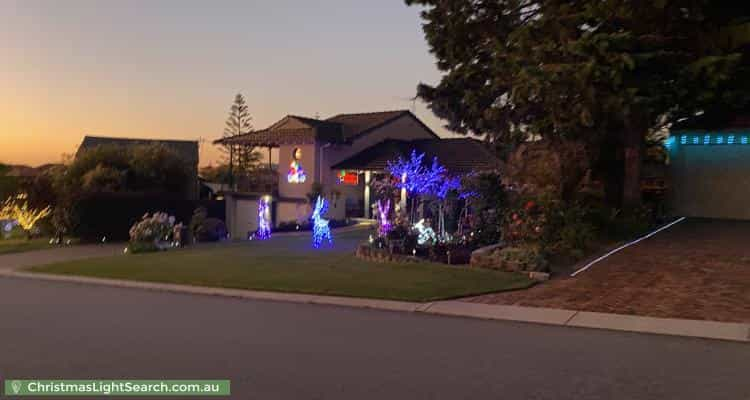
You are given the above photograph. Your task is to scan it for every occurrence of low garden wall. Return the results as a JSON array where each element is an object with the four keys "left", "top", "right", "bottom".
[{"left": 355, "top": 244, "right": 424, "bottom": 264}]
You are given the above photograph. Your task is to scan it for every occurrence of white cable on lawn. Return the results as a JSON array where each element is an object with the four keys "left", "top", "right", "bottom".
[{"left": 570, "top": 216, "right": 687, "bottom": 277}]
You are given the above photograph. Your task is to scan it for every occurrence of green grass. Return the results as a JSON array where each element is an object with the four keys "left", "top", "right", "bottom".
[
  {"left": 0, "top": 238, "right": 54, "bottom": 255},
  {"left": 29, "top": 230, "right": 533, "bottom": 302}
]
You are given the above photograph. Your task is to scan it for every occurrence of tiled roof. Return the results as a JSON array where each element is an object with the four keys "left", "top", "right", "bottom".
[
  {"left": 332, "top": 138, "right": 501, "bottom": 174},
  {"left": 77, "top": 136, "right": 199, "bottom": 164},
  {"left": 216, "top": 110, "right": 437, "bottom": 147},
  {"left": 326, "top": 110, "right": 412, "bottom": 141}
]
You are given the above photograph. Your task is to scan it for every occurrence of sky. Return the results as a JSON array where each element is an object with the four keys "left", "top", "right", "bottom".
[{"left": 0, "top": 0, "right": 455, "bottom": 167}]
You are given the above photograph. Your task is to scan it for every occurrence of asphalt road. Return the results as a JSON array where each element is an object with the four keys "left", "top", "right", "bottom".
[{"left": 0, "top": 277, "right": 748, "bottom": 400}]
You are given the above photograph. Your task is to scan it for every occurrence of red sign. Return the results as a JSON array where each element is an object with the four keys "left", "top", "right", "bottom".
[{"left": 338, "top": 171, "right": 359, "bottom": 185}]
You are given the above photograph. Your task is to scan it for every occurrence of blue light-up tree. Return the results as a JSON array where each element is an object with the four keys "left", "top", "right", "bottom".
[{"left": 387, "top": 150, "right": 445, "bottom": 223}]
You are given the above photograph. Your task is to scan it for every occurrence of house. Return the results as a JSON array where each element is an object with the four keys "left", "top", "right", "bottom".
[
  {"left": 215, "top": 110, "right": 500, "bottom": 238},
  {"left": 667, "top": 114, "right": 750, "bottom": 219},
  {"left": 77, "top": 136, "right": 200, "bottom": 200}
]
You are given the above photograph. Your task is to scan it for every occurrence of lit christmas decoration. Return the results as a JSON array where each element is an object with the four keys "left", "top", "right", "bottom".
[
  {"left": 256, "top": 197, "right": 271, "bottom": 240},
  {"left": 311, "top": 196, "right": 332, "bottom": 248},
  {"left": 287, "top": 148, "right": 307, "bottom": 183},
  {"left": 413, "top": 219, "right": 436, "bottom": 245},
  {"left": 0, "top": 193, "right": 51, "bottom": 237},
  {"left": 287, "top": 160, "right": 307, "bottom": 183},
  {"left": 665, "top": 133, "right": 750, "bottom": 147},
  {"left": 376, "top": 199, "right": 391, "bottom": 236}
]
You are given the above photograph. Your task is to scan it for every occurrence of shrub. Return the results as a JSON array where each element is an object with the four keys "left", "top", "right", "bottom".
[
  {"left": 189, "top": 207, "right": 208, "bottom": 242},
  {"left": 195, "top": 218, "right": 228, "bottom": 242},
  {"left": 129, "top": 212, "right": 177, "bottom": 243}
]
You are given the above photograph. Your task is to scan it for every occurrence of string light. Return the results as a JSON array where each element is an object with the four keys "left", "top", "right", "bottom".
[
  {"left": 311, "top": 196, "right": 333, "bottom": 248},
  {"left": 668, "top": 133, "right": 750, "bottom": 146},
  {"left": 256, "top": 197, "right": 271, "bottom": 240},
  {"left": 377, "top": 199, "right": 391, "bottom": 236}
]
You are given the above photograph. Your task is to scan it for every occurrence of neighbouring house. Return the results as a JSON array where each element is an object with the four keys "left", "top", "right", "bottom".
[
  {"left": 215, "top": 110, "right": 500, "bottom": 238},
  {"left": 77, "top": 135, "right": 200, "bottom": 200},
  {"left": 667, "top": 114, "right": 750, "bottom": 219}
]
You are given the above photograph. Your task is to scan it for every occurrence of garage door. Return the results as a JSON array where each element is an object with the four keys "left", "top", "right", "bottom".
[{"left": 669, "top": 134, "right": 750, "bottom": 220}]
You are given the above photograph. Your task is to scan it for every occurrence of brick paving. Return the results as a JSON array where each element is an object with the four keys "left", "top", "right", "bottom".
[{"left": 466, "top": 219, "right": 750, "bottom": 323}]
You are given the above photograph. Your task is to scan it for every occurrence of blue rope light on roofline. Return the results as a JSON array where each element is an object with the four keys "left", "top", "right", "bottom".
[{"left": 667, "top": 133, "right": 750, "bottom": 147}]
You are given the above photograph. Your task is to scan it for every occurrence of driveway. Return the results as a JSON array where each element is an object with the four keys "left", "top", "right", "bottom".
[
  {"left": 468, "top": 218, "right": 750, "bottom": 322},
  {"left": 0, "top": 243, "right": 124, "bottom": 272},
  {"left": 0, "top": 276, "right": 748, "bottom": 400}
]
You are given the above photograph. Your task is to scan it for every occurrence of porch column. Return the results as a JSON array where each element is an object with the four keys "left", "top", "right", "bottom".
[
  {"left": 364, "top": 171, "right": 372, "bottom": 219},
  {"left": 399, "top": 172, "right": 407, "bottom": 213}
]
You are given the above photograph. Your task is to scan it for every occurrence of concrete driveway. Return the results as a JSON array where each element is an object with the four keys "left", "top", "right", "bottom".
[
  {"left": 469, "top": 218, "right": 750, "bottom": 322},
  {"left": 0, "top": 243, "right": 124, "bottom": 272},
  {"left": 0, "top": 276, "right": 748, "bottom": 400}
]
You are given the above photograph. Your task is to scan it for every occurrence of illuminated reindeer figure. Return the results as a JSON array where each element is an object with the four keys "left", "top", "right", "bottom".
[{"left": 311, "top": 196, "right": 332, "bottom": 248}]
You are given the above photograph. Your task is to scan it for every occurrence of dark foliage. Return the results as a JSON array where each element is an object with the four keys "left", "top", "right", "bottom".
[{"left": 71, "top": 193, "right": 224, "bottom": 242}]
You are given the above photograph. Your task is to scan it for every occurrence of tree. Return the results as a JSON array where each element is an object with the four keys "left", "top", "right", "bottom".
[
  {"left": 221, "top": 93, "right": 256, "bottom": 186},
  {"left": 407, "top": 0, "right": 750, "bottom": 207}
]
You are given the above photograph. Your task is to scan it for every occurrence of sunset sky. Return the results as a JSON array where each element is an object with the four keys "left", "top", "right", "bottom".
[{"left": 0, "top": 0, "right": 454, "bottom": 167}]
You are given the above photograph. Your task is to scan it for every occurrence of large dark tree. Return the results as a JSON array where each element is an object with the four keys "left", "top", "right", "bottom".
[{"left": 407, "top": 0, "right": 750, "bottom": 207}]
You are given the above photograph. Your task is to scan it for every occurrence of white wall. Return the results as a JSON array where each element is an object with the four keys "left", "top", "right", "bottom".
[{"left": 225, "top": 195, "right": 259, "bottom": 239}]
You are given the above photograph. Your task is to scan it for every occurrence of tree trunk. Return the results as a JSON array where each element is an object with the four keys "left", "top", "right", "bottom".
[
  {"left": 228, "top": 145, "right": 235, "bottom": 189},
  {"left": 622, "top": 125, "right": 644, "bottom": 208}
]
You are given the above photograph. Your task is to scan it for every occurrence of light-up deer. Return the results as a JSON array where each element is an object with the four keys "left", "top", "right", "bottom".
[
  {"left": 377, "top": 199, "right": 391, "bottom": 236},
  {"left": 311, "top": 196, "right": 332, "bottom": 248}
]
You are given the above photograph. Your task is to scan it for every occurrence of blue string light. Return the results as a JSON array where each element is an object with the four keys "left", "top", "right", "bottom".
[
  {"left": 673, "top": 133, "right": 750, "bottom": 146},
  {"left": 255, "top": 197, "right": 271, "bottom": 240},
  {"left": 311, "top": 196, "right": 332, "bottom": 248}
]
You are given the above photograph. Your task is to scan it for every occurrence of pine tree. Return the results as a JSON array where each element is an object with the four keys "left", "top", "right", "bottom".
[{"left": 221, "top": 93, "right": 255, "bottom": 186}]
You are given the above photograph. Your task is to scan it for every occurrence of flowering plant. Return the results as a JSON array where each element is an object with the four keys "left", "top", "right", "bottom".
[
  {"left": 502, "top": 199, "right": 546, "bottom": 244},
  {"left": 128, "top": 212, "right": 180, "bottom": 246}
]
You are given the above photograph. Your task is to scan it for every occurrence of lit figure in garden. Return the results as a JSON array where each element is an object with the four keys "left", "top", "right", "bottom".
[
  {"left": 256, "top": 197, "right": 271, "bottom": 240},
  {"left": 311, "top": 196, "right": 332, "bottom": 248},
  {"left": 413, "top": 218, "right": 436, "bottom": 245},
  {"left": 377, "top": 199, "right": 391, "bottom": 236}
]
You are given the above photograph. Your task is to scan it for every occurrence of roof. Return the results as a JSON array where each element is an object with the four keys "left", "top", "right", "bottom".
[
  {"left": 671, "top": 112, "right": 750, "bottom": 131},
  {"left": 77, "top": 136, "right": 199, "bottom": 164},
  {"left": 331, "top": 138, "right": 501, "bottom": 174},
  {"left": 215, "top": 110, "right": 438, "bottom": 147}
]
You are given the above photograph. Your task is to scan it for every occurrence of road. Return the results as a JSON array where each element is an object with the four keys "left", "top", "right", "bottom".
[{"left": 0, "top": 276, "right": 747, "bottom": 400}]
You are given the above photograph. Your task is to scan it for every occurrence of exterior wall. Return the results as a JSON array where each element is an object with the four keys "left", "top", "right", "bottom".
[
  {"left": 276, "top": 200, "right": 310, "bottom": 226},
  {"left": 277, "top": 143, "right": 317, "bottom": 200},
  {"left": 225, "top": 194, "right": 259, "bottom": 239},
  {"left": 669, "top": 137, "right": 750, "bottom": 220}
]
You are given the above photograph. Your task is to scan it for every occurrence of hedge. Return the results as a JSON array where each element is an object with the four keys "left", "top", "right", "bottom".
[{"left": 71, "top": 193, "right": 224, "bottom": 242}]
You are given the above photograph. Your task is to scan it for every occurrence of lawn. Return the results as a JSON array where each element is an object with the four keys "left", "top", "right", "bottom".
[
  {"left": 0, "top": 238, "right": 55, "bottom": 255},
  {"left": 30, "top": 229, "right": 534, "bottom": 302}
]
